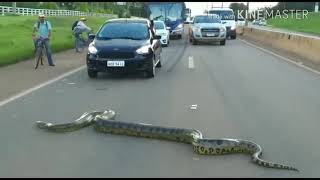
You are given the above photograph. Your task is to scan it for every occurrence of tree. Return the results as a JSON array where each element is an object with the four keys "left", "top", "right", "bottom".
[{"left": 229, "top": 2, "right": 248, "bottom": 20}]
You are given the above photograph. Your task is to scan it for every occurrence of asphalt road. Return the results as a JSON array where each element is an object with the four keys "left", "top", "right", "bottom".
[{"left": 1, "top": 28, "right": 320, "bottom": 178}]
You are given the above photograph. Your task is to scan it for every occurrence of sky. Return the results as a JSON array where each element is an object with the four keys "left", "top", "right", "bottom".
[{"left": 185, "top": 2, "right": 279, "bottom": 15}]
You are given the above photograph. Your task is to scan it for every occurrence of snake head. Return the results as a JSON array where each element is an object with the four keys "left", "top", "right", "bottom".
[
  {"left": 100, "top": 109, "right": 116, "bottom": 120},
  {"left": 35, "top": 121, "right": 52, "bottom": 129}
]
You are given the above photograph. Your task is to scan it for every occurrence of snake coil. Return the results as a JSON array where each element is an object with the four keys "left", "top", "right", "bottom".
[{"left": 35, "top": 109, "right": 299, "bottom": 172}]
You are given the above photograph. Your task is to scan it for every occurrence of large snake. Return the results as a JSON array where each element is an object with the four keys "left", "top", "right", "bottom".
[{"left": 35, "top": 109, "right": 299, "bottom": 172}]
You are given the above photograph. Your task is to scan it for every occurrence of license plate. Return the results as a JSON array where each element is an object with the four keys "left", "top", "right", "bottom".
[
  {"left": 206, "top": 33, "right": 217, "bottom": 37},
  {"left": 107, "top": 61, "right": 125, "bottom": 67}
]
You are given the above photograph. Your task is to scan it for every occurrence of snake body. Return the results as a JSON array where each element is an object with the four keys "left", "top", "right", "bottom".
[{"left": 35, "top": 109, "right": 298, "bottom": 172}]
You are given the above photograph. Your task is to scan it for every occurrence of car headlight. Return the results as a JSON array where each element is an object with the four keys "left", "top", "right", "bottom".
[
  {"left": 220, "top": 27, "right": 226, "bottom": 32},
  {"left": 176, "top": 24, "right": 183, "bottom": 29},
  {"left": 193, "top": 27, "right": 201, "bottom": 32},
  {"left": 88, "top": 42, "right": 98, "bottom": 54},
  {"left": 136, "top": 46, "right": 150, "bottom": 54}
]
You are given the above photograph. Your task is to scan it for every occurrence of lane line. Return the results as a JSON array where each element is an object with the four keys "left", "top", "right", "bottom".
[
  {"left": 188, "top": 56, "right": 194, "bottom": 69},
  {"left": 0, "top": 65, "right": 86, "bottom": 108},
  {"left": 239, "top": 38, "right": 320, "bottom": 76}
]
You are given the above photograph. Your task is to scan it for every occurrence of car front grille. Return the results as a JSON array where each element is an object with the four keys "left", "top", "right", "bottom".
[
  {"left": 201, "top": 28, "right": 220, "bottom": 33},
  {"left": 97, "top": 51, "right": 135, "bottom": 59}
]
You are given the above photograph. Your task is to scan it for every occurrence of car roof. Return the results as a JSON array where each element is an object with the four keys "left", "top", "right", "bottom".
[
  {"left": 106, "top": 18, "right": 150, "bottom": 25},
  {"left": 209, "top": 7, "right": 233, "bottom": 11},
  {"left": 194, "top": 14, "right": 220, "bottom": 18}
]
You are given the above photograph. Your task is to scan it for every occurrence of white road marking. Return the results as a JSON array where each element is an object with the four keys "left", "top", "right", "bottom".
[
  {"left": 192, "top": 157, "right": 200, "bottom": 160},
  {"left": 190, "top": 104, "right": 198, "bottom": 110},
  {"left": 188, "top": 56, "right": 194, "bottom": 69},
  {"left": 0, "top": 65, "right": 86, "bottom": 108},
  {"left": 139, "top": 123, "right": 152, "bottom": 126},
  {"left": 239, "top": 39, "right": 320, "bottom": 76}
]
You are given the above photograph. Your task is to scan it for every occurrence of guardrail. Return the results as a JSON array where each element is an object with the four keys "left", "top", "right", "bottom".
[{"left": 0, "top": 6, "right": 117, "bottom": 18}]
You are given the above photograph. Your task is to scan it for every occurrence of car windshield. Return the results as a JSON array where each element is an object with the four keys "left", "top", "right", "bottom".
[
  {"left": 194, "top": 16, "right": 221, "bottom": 23},
  {"left": 96, "top": 22, "right": 150, "bottom": 40},
  {"left": 154, "top": 22, "right": 165, "bottom": 29},
  {"left": 208, "top": 10, "right": 235, "bottom": 20}
]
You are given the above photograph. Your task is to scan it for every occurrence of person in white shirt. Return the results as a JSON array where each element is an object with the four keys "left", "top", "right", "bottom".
[
  {"left": 73, "top": 17, "right": 92, "bottom": 52},
  {"left": 74, "top": 17, "right": 92, "bottom": 34}
]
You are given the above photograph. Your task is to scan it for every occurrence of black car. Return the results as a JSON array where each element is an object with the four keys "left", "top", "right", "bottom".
[{"left": 86, "top": 18, "right": 162, "bottom": 78}]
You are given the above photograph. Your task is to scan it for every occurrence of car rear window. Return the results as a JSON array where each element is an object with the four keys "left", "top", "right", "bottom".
[
  {"left": 97, "top": 22, "right": 150, "bottom": 40},
  {"left": 154, "top": 22, "right": 165, "bottom": 29},
  {"left": 194, "top": 16, "right": 221, "bottom": 23}
]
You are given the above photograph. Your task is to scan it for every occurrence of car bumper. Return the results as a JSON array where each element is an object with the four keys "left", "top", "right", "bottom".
[
  {"left": 193, "top": 32, "right": 226, "bottom": 41},
  {"left": 170, "top": 28, "right": 183, "bottom": 36},
  {"left": 86, "top": 53, "right": 153, "bottom": 73},
  {"left": 160, "top": 36, "right": 169, "bottom": 45},
  {"left": 227, "top": 29, "right": 236, "bottom": 37}
]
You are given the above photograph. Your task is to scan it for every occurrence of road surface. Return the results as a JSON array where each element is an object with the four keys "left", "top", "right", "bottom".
[{"left": 1, "top": 28, "right": 320, "bottom": 178}]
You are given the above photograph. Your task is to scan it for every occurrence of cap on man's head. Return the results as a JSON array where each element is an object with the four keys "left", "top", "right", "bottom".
[
  {"left": 80, "top": 17, "right": 87, "bottom": 21},
  {"left": 38, "top": 13, "right": 45, "bottom": 18}
]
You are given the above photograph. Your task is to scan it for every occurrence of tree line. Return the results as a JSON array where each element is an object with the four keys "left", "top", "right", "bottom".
[
  {"left": 228, "top": 2, "right": 319, "bottom": 20},
  {"left": 0, "top": 2, "right": 146, "bottom": 18}
]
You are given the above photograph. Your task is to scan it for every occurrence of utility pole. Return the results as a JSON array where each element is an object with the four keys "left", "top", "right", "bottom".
[
  {"left": 315, "top": 2, "right": 319, "bottom": 13},
  {"left": 245, "top": 2, "right": 249, "bottom": 26},
  {"left": 12, "top": 2, "right": 16, "bottom": 15}
]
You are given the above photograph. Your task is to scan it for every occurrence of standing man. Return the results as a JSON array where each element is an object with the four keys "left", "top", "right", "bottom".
[{"left": 32, "top": 13, "right": 55, "bottom": 66}]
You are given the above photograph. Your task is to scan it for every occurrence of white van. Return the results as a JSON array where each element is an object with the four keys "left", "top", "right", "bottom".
[{"left": 208, "top": 8, "right": 237, "bottom": 39}]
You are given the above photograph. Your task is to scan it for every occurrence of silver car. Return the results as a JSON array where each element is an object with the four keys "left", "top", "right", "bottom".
[{"left": 188, "top": 14, "right": 226, "bottom": 45}]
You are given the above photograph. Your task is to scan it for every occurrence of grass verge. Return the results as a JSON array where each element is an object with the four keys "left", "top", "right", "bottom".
[{"left": 0, "top": 15, "right": 110, "bottom": 67}]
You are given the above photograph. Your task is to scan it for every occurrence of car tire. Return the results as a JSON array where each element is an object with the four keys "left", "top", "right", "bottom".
[
  {"left": 88, "top": 69, "right": 98, "bottom": 78},
  {"left": 178, "top": 34, "right": 182, "bottom": 39},
  {"left": 192, "top": 38, "right": 197, "bottom": 45},
  {"left": 146, "top": 57, "right": 155, "bottom": 78},
  {"left": 220, "top": 39, "right": 226, "bottom": 46},
  {"left": 231, "top": 35, "right": 237, "bottom": 39}
]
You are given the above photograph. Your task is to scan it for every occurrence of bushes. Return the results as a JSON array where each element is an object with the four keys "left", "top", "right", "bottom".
[{"left": 37, "top": 2, "right": 59, "bottom": 10}]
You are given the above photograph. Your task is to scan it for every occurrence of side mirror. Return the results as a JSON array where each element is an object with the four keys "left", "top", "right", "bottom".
[
  {"left": 166, "top": 27, "right": 171, "bottom": 30},
  {"left": 88, "top": 33, "right": 95, "bottom": 39},
  {"left": 155, "top": 35, "right": 162, "bottom": 40}
]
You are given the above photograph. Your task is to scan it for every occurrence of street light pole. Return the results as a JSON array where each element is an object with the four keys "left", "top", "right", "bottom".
[
  {"left": 245, "top": 2, "right": 249, "bottom": 26},
  {"left": 12, "top": 2, "right": 16, "bottom": 15}
]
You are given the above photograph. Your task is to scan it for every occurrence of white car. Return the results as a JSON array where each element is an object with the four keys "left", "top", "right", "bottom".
[
  {"left": 259, "top": 19, "right": 267, "bottom": 26},
  {"left": 237, "top": 18, "right": 245, "bottom": 26},
  {"left": 154, "top": 20, "right": 170, "bottom": 46}
]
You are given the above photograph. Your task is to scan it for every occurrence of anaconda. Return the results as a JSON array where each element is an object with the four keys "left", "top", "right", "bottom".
[{"left": 35, "top": 109, "right": 299, "bottom": 172}]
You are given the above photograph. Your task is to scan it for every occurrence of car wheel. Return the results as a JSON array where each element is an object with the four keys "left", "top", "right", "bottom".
[
  {"left": 220, "top": 39, "right": 226, "bottom": 46},
  {"left": 178, "top": 34, "right": 182, "bottom": 39},
  {"left": 192, "top": 38, "right": 197, "bottom": 45},
  {"left": 146, "top": 57, "right": 155, "bottom": 78},
  {"left": 88, "top": 69, "right": 98, "bottom": 78}
]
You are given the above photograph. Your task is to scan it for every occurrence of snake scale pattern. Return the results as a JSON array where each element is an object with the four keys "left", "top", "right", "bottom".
[{"left": 35, "top": 109, "right": 298, "bottom": 172}]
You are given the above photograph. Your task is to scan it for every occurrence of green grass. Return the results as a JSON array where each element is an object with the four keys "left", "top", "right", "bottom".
[
  {"left": 0, "top": 16, "right": 110, "bottom": 67},
  {"left": 267, "top": 12, "right": 320, "bottom": 35}
]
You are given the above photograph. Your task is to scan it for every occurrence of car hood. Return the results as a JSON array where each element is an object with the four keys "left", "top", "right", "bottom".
[
  {"left": 194, "top": 23, "right": 222, "bottom": 28},
  {"left": 155, "top": 29, "right": 168, "bottom": 35},
  {"left": 94, "top": 39, "right": 149, "bottom": 51}
]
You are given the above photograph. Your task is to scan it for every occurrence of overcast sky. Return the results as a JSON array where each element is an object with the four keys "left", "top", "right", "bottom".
[{"left": 185, "top": 2, "right": 279, "bottom": 15}]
